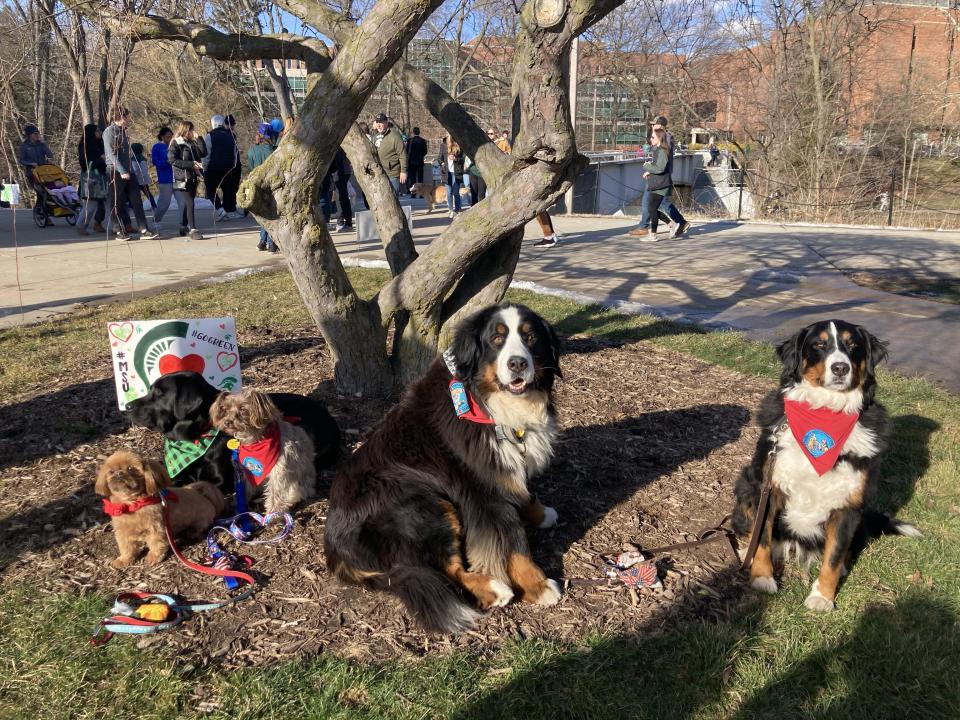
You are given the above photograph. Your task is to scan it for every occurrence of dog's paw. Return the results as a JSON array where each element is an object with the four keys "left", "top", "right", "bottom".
[
  {"left": 144, "top": 550, "right": 168, "bottom": 565},
  {"left": 111, "top": 556, "right": 134, "bottom": 569},
  {"left": 537, "top": 506, "right": 558, "bottom": 529},
  {"left": 750, "top": 575, "right": 778, "bottom": 594},
  {"left": 484, "top": 579, "right": 514, "bottom": 608},
  {"left": 804, "top": 581, "right": 835, "bottom": 612},
  {"left": 532, "top": 579, "right": 562, "bottom": 606}
]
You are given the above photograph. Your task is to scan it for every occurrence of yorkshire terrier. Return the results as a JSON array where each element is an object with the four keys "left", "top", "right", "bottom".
[
  {"left": 96, "top": 449, "right": 225, "bottom": 568},
  {"left": 210, "top": 387, "right": 316, "bottom": 514}
]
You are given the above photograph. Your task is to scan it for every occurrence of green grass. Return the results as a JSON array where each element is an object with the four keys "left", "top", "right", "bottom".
[{"left": 2, "top": 269, "right": 958, "bottom": 719}]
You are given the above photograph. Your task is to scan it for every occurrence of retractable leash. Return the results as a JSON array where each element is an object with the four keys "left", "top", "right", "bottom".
[{"left": 91, "top": 490, "right": 256, "bottom": 646}]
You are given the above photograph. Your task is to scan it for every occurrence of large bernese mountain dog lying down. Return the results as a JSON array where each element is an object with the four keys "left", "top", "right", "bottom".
[
  {"left": 733, "top": 319, "right": 921, "bottom": 612},
  {"left": 325, "top": 303, "right": 563, "bottom": 633}
]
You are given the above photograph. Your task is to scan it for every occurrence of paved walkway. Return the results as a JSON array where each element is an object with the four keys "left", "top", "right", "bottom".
[{"left": 3, "top": 200, "right": 958, "bottom": 392}]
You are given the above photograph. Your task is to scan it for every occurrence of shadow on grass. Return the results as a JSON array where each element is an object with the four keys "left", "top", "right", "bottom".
[{"left": 452, "top": 591, "right": 957, "bottom": 719}]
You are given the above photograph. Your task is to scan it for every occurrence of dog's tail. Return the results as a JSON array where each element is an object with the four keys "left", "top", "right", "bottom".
[
  {"left": 863, "top": 511, "right": 922, "bottom": 539},
  {"left": 364, "top": 565, "right": 481, "bottom": 634}
]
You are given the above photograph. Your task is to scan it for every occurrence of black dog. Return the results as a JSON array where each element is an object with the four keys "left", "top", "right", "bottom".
[{"left": 127, "top": 371, "right": 341, "bottom": 493}]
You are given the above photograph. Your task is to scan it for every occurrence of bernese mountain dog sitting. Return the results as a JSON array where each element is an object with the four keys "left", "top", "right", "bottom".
[
  {"left": 733, "top": 319, "right": 921, "bottom": 612},
  {"left": 324, "top": 303, "right": 563, "bottom": 633}
]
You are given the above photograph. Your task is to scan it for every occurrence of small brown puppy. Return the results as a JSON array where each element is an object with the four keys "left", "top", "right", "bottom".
[
  {"left": 409, "top": 182, "right": 447, "bottom": 213},
  {"left": 210, "top": 387, "right": 316, "bottom": 514},
  {"left": 96, "top": 450, "right": 225, "bottom": 568}
]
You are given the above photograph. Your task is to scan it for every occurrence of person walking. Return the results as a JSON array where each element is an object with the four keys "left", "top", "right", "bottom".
[
  {"left": 102, "top": 106, "right": 158, "bottom": 241},
  {"left": 333, "top": 148, "right": 354, "bottom": 232},
  {"left": 130, "top": 143, "right": 156, "bottom": 212},
  {"left": 495, "top": 128, "right": 557, "bottom": 247},
  {"left": 372, "top": 112, "right": 407, "bottom": 195},
  {"left": 631, "top": 127, "right": 672, "bottom": 243},
  {"left": 220, "top": 114, "right": 243, "bottom": 217},
  {"left": 247, "top": 125, "right": 277, "bottom": 251},
  {"left": 202, "top": 114, "right": 241, "bottom": 220},
  {"left": 437, "top": 137, "right": 464, "bottom": 217},
  {"left": 18, "top": 124, "right": 53, "bottom": 170},
  {"left": 406, "top": 127, "right": 428, "bottom": 195},
  {"left": 466, "top": 154, "right": 485, "bottom": 206},
  {"left": 76, "top": 123, "right": 107, "bottom": 235},
  {"left": 168, "top": 120, "right": 206, "bottom": 241},
  {"left": 630, "top": 115, "right": 690, "bottom": 238},
  {"left": 152, "top": 126, "right": 176, "bottom": 226}
]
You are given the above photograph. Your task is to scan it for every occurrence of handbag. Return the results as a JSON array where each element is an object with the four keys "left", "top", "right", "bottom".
[
  {"left": 80, "top": 163, "right": 108, "bottom": 200},
  {"left": 645, "top": 171, "right": 671, "bottom": 191}
]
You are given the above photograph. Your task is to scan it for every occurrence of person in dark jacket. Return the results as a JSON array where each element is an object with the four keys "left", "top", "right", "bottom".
[
  {"left": 631, "top": 126, "right": 672, "bottom": 242},
  {"left": 333, "top": 148, "right": 353, "bottom": 231},
  {"left": 202, "top": 114, "right": 241, "bottom": 220},
  {"left": 19, "top": 125, "right": 53, "bottom": 170},
  {"left": 372, "top": 112, "right": 407, "bottom": 195},
  {"left": 76, "top": 123, "right": 106, "bottom": 234},
  {"left": 168, "top": 120, "right": 207, "bottom": 240},
  {"left": 631, "top": 115, "right": 689, "bottom": 238},
  {"left": 102, "top": 106, "right": 158, "bottom": 241},
  {"left": 437, "top": 138, "right": 465, "bottom": 217},
  {"left": 406, "top": 127, "right": 428, "bottom": 195}
]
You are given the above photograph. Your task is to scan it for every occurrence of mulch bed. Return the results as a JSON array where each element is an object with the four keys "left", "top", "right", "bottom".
[{"left": 0, "top": 325, "right": 773, "bottom": 667}]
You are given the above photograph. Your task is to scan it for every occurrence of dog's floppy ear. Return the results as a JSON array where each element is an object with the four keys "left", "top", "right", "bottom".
[
  {"left": 245, "top": 389, "right": 280, "bottom": 427},
  {"left": 542, "top": 316, "right": 563, "bottom": 381},
  {"left": 94, "top": 459, "right": 113, "bottom": 496},
  {"left": 859, "top": 326, "right": 889, "bottom": 405},
  {"left": 776, "top": 326, "right": 809, "bottom": 383},
  {"left": 141, "top": 458, "right": 171, "bottom": 496},
  {"left": 448, "top": 307, "right": 490, "bottom": 382}
]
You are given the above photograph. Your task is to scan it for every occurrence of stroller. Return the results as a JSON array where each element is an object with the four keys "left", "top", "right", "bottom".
[{"left": 30, "top": 164, "right": 81, "bottom": 228}]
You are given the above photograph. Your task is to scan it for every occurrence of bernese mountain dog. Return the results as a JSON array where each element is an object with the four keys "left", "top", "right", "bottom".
[
  {"left": 324, "top": 303, "right": 563, "bottom": 633},
  {"left": 733, "top": 319, "right": 921, "bottom": 612}
]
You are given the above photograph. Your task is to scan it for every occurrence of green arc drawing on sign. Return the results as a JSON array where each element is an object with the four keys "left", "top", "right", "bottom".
[{"left": 133, "top": 320, "right": 191, "bottom": 386}]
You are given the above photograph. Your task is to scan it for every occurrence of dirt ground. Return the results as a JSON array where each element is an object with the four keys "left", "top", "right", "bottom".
[{"left": 0, "top": 326, "right": 773, "bottom": 667}]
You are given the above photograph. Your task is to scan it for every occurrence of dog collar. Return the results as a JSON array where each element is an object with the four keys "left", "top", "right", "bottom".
[
  {"left": 163, "top": 427, "right": 220, "bottom": 478},
  {"left": 443, "top": 349, "right": 526, "bottom": 447},
  {"left": 102, "top": 491, "right": 178, "bottom": 517},
  {"left": 783, "top": 399, "right": 860, "bottom": 476}
]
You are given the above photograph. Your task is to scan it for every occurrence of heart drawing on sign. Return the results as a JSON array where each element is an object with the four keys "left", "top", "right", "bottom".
[
  {"left": 107, "top": 322, "right": 135, "bottom": 342},
  {"left": 217, "top": 352, "right": 239, "bottom": 372},
  {"left": 158, "top": 353, "right": 206, "bottom": 376}
]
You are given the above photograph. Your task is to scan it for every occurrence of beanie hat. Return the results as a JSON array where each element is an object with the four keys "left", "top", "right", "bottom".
[
  {"left": 270, "top": 118, "right": 284, "bottom": 134},
  {"left": 23, "top": 124, "right": 39, "bottom": 137}
]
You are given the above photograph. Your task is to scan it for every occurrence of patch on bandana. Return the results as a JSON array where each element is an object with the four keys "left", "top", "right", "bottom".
[{"left": 802, "top": 429, "right": 835, "bottom": 458}]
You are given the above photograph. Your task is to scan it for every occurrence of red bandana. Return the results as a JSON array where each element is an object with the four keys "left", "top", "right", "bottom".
[
  {"left": 238, "top": 424, "right": 282, "bottom": 486},
  {"left": 102, "top": 491, "right": 178, "bottom": 517},
  {"left": 783, "top": 399, "right": 860, "bottom": 476},
  {"left": 448, "top": 378, "right": 495, "bottom": 425}
]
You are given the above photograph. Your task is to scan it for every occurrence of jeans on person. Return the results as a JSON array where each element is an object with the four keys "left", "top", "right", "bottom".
[
  {"left": 78, "top": 198, "right": 105, "bottom": 230},
  {"left": 647, "top": 192, "right": 667, "bottom": 234},
  {"left": 105, "top": 169, "right": 149, "bottom": 233},
  {"left": 154, "top": 183, "right": 175, "bottom": 223},
  {"left": 175, "top": 187, "right": 197, "bottom": 230},
  {"left": 446, "top": 172, "right": 462, "bottom": 212},
  {"left": 389, "top": 177, "right": 401, "bottom": 197},
  {"left": 258, "top": 227, "right": 275, "bottom": 249}
]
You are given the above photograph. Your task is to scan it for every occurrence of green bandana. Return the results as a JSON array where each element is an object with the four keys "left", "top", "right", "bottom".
[{"left": 163, "top": 428, "right": 221, "bottom": 478}]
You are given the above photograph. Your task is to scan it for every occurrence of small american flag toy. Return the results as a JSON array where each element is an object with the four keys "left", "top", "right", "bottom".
[{"left": 605, "top": 552, "right": 662, "bottom": 590}]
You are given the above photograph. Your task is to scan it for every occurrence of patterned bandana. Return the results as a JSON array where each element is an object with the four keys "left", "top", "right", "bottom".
[
  {"left": 163, "top": 428, "right": 220, "bottom": 478},
  {"left": 783, "top": 399, "right": 860, "bottom": 476},
  {"left": 237, "top": 424, "right": 282, "bottom": 486},
  {"left": 448, "top": 378, "right": 495, "bottom": 425}
]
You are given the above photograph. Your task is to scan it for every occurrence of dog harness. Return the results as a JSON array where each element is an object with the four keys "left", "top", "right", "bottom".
[
  {"left": 783, "top": 399, "right": 860, "bottom": 476},
  {"left": 163, "top": 427, "right": 220, "bottom": 478},
  {"left": 443, "top": 349, "right": 526, "bottom": 447},
  {"left": 236, "top": 424, "right": 282, "bottom": 486},
  {"left": 102, "top": 491, "right": 178, "bottom": 517}
]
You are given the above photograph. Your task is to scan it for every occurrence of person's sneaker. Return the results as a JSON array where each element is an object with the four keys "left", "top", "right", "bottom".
[
  {"left": 628, "top": 227, "right": 650, "bottom": 236},
  {"left": 215, "top": 207, "right": 227, "bottom": 221},
  {"left": 666, "top": 221, "right": 677, "bottom": 234},
  {"left": 533, "top": 235, "right": 558, "bottom": 248},
  {"left": 267, "top": 244, "right": 280, "bottom": 253},
  {"left": 178, "top": 226, "right": 188, "bottom": 236},
  {"left": 335, "top": 221, "right": 347, "bottom": 232},
  {"left": 670, "top": 221, "right": 690, "bottom": 239},
  {"left": 115, "top": 232, "right": 131, "bottom": 242},
  {"left": 226, "top": 210, "right": 244, "bottom": 219},
  {"left": 636, "top": 231, "right": 659, "bottom": 243},
  {"left": 257, "top": 241, "right": 267, "bottom": 251},
  {"left": 448, "top": 210, "right": 455, "bottom": 219},
  {"left": 139, "top": 229, "right": 160, "bottom": 240},
  {"left": 189, "top": 228, "right": 203, "bottom": 241}
]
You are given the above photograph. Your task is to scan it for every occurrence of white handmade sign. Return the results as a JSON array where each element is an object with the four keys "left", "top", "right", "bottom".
[{"left": 108, "top": 317, "right": 241, "bottom": 409}]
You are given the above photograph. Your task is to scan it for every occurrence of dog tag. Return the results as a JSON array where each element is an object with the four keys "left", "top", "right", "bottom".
[{"left": 449, "top": 380, "right": 471, "bottom": 417}]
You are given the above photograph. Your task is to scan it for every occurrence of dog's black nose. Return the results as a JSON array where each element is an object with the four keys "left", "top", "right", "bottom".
[
  {"left": 831, "top": 362, "right": 850, "bottom": 378},
  {"left": 507, "top": 355, "right": 528, "bottom": 374}
]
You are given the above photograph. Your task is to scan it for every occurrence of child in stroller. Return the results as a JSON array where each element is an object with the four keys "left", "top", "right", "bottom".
[{"left": 30, "top": 164, "right": 82, "bottom": 227}]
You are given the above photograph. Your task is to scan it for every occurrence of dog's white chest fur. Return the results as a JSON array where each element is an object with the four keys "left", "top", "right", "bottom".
[
  {"left": 485, "top": 391, "right": 556, "bottom": 491},
  {"left": 773, "top": 422, "right": 875, "bottom": 540}
]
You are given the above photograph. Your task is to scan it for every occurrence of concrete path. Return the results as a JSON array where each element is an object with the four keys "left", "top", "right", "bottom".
[{"left": 3, "top": 199, "right": 958, "bottom": 392}]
